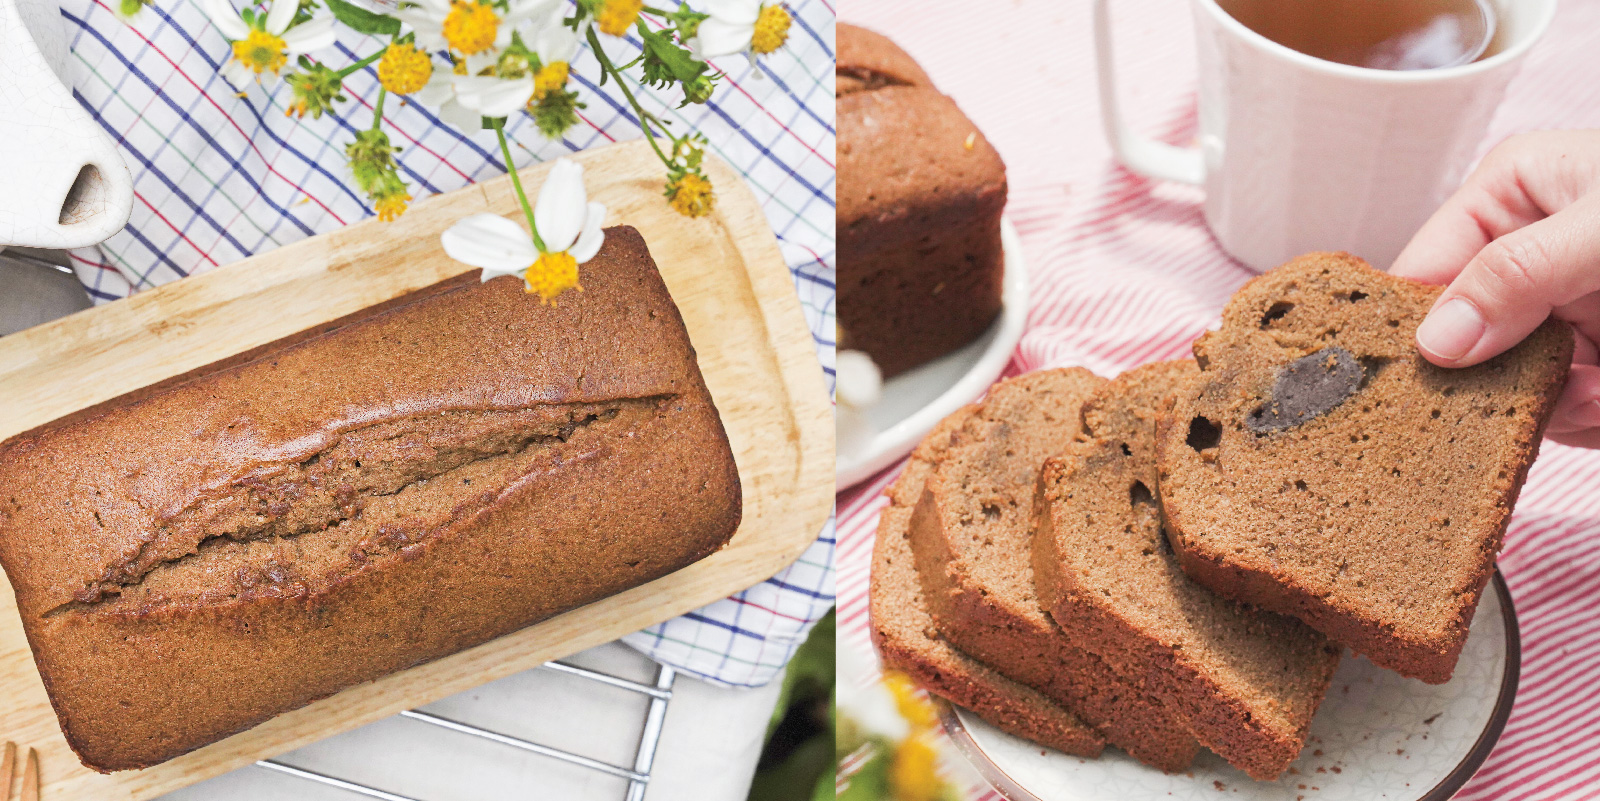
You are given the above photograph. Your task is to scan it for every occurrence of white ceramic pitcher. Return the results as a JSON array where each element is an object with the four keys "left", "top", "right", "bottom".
[{"left": 0, "top": 0, "right": 133, "bottom": 249}]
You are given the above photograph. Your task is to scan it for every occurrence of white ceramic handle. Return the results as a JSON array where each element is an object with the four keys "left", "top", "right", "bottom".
[{"left": 1093, "top": 0, "right": 1206, "bottom": 186}]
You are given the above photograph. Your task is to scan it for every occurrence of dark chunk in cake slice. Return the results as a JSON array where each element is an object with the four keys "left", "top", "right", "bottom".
[
  {"left": 910, "top": 369, "right": 1199, "bottom": 772},
  {"left": 871, "top": 408, "right": 1104, "bottom": 757},
  {"left": 1033, "top": 360, "right": 1341, "bottom": 780},
  {"left": 1157, "top": 252, "right": 1572, "bottom": 683}
]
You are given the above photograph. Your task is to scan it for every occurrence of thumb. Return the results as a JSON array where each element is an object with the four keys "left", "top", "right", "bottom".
[{"left": 1415, "top": 192, "right": 1600, "bottom": 367}]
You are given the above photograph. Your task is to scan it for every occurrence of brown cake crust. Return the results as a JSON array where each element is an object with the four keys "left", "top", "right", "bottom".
[
  {"left": 837, "top": 24, "right": 1005, "bottom": 378},
  {"left": 909, "top": 369, "right": 1199, "bottom": 773},
  {"left": 0, "top": 227, "right": 742, "bottom": 771},
  {"left": 1157, "top": 252, "right": 1572, "bottom": 683},
  {"left": 1033, "top": 361, "right": 1341, "bottom": 781},
  {"left": 870, "top": 408, "right": 1104, "bottom": 758}
]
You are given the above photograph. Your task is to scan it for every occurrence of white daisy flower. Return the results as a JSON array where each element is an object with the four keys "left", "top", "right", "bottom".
[
  {"left": 200, "top": 0, "right": 336, "bottom": 87},
  {"left": 393, "top": 0, "right": 556, "bottom": 58},
  {"left": 440, "top": 158, "right": 605, "bottom": 302},
  {"left": 689, "top": 0, "right": 791, "bottom": 61}
]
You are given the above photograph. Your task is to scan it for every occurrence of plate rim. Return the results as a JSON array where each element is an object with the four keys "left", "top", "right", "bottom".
[
  {"left": 835, "top": 217, "right": 1030, "bottom": 489},
  {"left": 938, "top": 568, "right": 1523, "bottom": 801}
]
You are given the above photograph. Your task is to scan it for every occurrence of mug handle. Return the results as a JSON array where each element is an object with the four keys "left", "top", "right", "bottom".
[{"left": 1093, "top": 0, "right": 1206, "bottom": 185}]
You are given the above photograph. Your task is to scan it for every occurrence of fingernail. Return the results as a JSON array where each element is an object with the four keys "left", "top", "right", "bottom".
[
  {"left": 1416, "top": 298, "right": 1486, "bottom": 361},
  {"left": 1569, "top": 400, "right": 1600, "bottom": 429}
]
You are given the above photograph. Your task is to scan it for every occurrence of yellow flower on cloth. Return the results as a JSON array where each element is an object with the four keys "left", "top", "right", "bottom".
[
  {"left": 201, "top": 0, "right": 335, "bottom": 87},
  {"left": 530, "top": 9, "right": 580, "bottom": 99},
  {"left": 444, "top": 8, "right": 580, "bottom": 128},
  {"left": 689, "top": 0, "right": 791, "bottom": 60},
  {"left": 377, "top": 42, "right": 434, "bottom": 95},
  {"left": 394, "top": 0, "right": 554, "bottom": 62},
  {"left": 595, "top": 0, "right": 642, "bottom": 37},
  {"left": 440, "top": 159, "right": 606, "bottom": 304}
]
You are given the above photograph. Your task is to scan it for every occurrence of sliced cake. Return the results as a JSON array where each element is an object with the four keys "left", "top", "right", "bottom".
[
  {"left": 1157, "top": 252, "right": 1572, "bottom": 683},
  {"left": 909, "top": 369, "right": 1200, "bottom": 772},
  {"left": 1033, "top": 361, "right": 1341, "bottom": 780},
  {"left": 871, "top": 408, "right": 1105, "bottom": 757}
]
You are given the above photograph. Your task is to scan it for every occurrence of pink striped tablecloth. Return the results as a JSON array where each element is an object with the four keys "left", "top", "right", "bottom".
[
  {"left": 837, "top": 1, "right": 1600, "bottom": 799},
  {"left": 59, "top": 0, "right": 836, "bottom": 688}
]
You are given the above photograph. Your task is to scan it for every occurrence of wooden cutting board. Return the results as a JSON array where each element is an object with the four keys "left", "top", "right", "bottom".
[{"left": 0, "top": 139, "right": 834, "bottom": 799}]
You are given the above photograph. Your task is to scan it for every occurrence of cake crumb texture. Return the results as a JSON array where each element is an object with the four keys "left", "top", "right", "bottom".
[
  {"left": 1156, "top": 252, "right": 1571, "bottom": 683},
  {"left": 1034, "top": 360, "right": 1341, "bottom": 780}
]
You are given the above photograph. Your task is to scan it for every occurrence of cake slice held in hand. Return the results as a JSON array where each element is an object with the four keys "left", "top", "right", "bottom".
[
  {"left": 1157, "top": 252, "right": 1572, "bottom": 683},
  {"left": 1032, "top": 360, "right": 1341, "bottom": 781},
  {"left": 871, "top": 409, "right": 1105, "bottom": 758},
  {"left": 909, "top": 369, "right": 1199, "bottom": 772}
]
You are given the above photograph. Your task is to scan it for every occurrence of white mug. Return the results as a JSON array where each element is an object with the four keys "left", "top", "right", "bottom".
[
  {"left": 1094, "top": 0, "right": 1556, "bottom": 272},
  {"left": 0, "top": 0, "right": 134, "bottom": 250}
]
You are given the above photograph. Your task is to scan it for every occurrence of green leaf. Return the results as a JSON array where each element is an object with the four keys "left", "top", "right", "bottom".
[
  {"left": 638, "top": 25, "right": 707, "bottom": 89},
  {"left": 747, "top": 735, "right": 833, "bottom": 801},
  {"left": 766, "top": 608, "right": 836, "bottom": 740},
  {"left": 325, "top": 0, "right": 400, "bottom": 36}
]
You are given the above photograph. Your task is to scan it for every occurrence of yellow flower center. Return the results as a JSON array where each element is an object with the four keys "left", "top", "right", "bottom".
[
  {"left": 442, "top": 0, "right": 500, "bottom": 56},
  {"left": 596, "top": 0, "right": 642, "bottom": 37},
  {"left": 375, "top": 191, "right": 412, "bottom": 222},
  {"left": 524, "top": 250, "right": 580, "bottom": 303},
  {"left": 668, "top": 172, "right": 715, "bottom": 218},
  {"left": 750, "top": 4, "right": 791, "bottom": 55},
  {"left": 378, "top": 42, "right": 434, "bottom": 95},
  {"left": 232, "top": 29, "right": 288, "bottom": 75},
  {"left": 533, "top": 61, "right": 569, "bottom": 100}
]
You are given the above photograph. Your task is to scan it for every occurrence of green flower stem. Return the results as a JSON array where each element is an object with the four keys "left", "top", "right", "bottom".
[
  {"left": 336, "top": 49, "right": 385, "bottom": 79},
  {"left": 586, "top": 25, "right": 674, "bottom": 169},
  {"left": 371, "top": 88, "right": 387, "bottom": 131},
  {"left": 493, "top": 120, "right": 547, "bottom": 253}
]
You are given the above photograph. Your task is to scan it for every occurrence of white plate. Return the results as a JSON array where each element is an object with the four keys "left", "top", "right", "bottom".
[
  {"left": 941, "top": 570, "right": 1520, "bottom": 801},
  {"left": 836, "top": 218, "right": 1030, "bottom": 489}
]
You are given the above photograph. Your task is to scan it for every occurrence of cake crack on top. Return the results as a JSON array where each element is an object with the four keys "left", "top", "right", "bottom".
[{"left": 51, "top": 399, "right": 667, "bottom": 617}]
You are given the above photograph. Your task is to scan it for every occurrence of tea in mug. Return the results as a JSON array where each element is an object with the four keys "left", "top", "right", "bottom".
[{"left": 1216, "top": 0, "right": 1498, "bottom": 70}]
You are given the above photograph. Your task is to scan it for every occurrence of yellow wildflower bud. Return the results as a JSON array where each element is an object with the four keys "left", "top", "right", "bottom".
[
  {"left": 750, "top": 4, "right": 792, "bottom": 55},
  {"left": 442, "top": 0, "right": 500, "bottom": 55},
  {"left": 378, "top": 42, "right": 434, "bottom": 95},
  {"left": 667, "top": 172, "right": 715, "bottom": 218},
  {"left": 375, "top": 191, "right": 412, "bottom": 222},
  {"left": 533, "top": 60, "right": 569, "bottom": 100},
  {"left": 525, "top": 250, "right": 580, "bottom": 303},
  {"left": 596, "top": 0, "right": 643, "bottom": 37}
]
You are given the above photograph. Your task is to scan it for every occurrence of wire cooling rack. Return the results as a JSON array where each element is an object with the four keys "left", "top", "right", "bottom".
[{"left": 252, "top": 659, "right": 677, "bottom": 801}]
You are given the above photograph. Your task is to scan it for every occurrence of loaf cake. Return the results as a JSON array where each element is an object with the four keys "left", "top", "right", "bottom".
[
  {"left": 1033, "top": 361, "right": 1341, "bottom": 780},
  {"left": 908, "top": 369, "right": 1200, "bottom": 772},
  {"left": 871, "top": 408, "right": 1105, "bottom": 758},
  {"left": 1157, "top": 252, "right": 1572, "bottom": 683},
  {"left": 837, "top": 22, "right": 1006, "bottom": 378},
  {"left": 0, "top": 226, "right": 743, "bottom": 772}
]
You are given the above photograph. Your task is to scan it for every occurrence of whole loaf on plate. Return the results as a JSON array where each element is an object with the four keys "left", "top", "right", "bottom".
[{"left": 0, "top": 225, "right": 742, "bottom": 772}]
